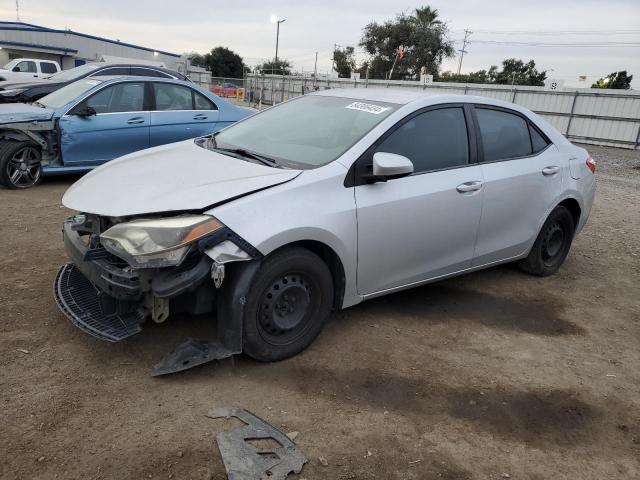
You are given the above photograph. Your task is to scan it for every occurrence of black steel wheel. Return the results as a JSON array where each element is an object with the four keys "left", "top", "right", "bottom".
[
  {"left": 242, "top": 247, "right": 334, "bottom": 361},
  {"left": 0, "top": 141, "right": 42, "bottom": 189},
  {"left": 518, "top": 206, "right": 575, "bottom": 276}
]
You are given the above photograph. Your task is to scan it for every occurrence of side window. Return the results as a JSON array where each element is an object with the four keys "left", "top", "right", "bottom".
[
  {"left": 131, "top": 67, "right": 171, "bottom": 78},
  {"left": 476, "top": 108, "right": 532, "bottom": 161},
  {"left": 153, "top": 83, "right": 193, "bottom": 110},
  {"left": 194, "top": 91, "right": 217, "bottom": 110},
  {"left": 530, "top": 124, "right": 550, "bottom": 153},
  {"left": 85, "top": 82, "right": 144, "bottom": 113},
  {"left": 40, "top": 62, "right": 58, "bottom": 74},
  {"left": 375, "top": 107, "right": 469, "bottom": 173},
  {"left": 92, "top": 67, "right": 130, "bottom": 76},
  {"left": 15, "top": 61, "right": 37, "bottom": 73}
]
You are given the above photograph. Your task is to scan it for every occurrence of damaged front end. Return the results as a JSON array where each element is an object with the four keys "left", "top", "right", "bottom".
[{"left": 53, "top": 212, "right": 262, "bottom": 373}]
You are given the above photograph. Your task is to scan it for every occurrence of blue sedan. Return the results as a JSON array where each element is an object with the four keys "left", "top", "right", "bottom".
[{"left": 0, "top": 76, "right": 255, "bottom": 188}]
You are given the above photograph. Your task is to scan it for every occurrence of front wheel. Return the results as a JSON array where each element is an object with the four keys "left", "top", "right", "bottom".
[
  {"left": 518, "top": 206, "right": 575, "bottom": 277},
  {"left": 0, "top": 141, "right": 42, "bottom": 189},
  {"left": 242, "top": 247, "right": 334, "bottom": 362}
]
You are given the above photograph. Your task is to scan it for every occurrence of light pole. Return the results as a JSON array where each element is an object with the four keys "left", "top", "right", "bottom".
[{"left": 270, "top": 15, "right": 286, "bottom": 75}]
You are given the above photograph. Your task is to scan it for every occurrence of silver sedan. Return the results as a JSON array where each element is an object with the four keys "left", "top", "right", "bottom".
[{"left": 55, "top": 88, "right": 596, "bottom": 373}]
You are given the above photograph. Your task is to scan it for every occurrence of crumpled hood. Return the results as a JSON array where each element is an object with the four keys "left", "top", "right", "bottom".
[
  {"left": 62, "top": 139, "right": 302, "bottom": 217},
  {"left": 0, "top": 103, "right": 55, "bottom": 124},
  {"left": 0, "top": 79, "right": 53, "bottom": 89}
]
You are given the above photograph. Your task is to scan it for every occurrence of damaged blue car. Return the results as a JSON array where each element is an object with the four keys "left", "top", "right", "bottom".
[{"left": 0, "top": 76, "right": 254, "bottom": 188}]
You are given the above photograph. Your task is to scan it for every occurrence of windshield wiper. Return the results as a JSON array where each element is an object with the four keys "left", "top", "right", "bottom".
[
  {"left": 214, "top": 146, "right": 281, "bottom": 168},
  {"left": 32, "top": 101, "right": 46, "bottom": 109}
]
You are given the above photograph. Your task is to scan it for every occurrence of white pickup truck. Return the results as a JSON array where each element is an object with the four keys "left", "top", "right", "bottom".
[{"left": 0, "top": 58, "right": 61, "bottom": 82}]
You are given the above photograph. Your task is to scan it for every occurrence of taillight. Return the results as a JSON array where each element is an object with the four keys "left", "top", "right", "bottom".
[{"left": 586, "top": 156, "right": 596, "bottom": 174}]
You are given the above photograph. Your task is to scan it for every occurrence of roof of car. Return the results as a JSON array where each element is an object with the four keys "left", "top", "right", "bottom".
[{"left": 311, "top": 87, "right": 513, "bottom": 108}]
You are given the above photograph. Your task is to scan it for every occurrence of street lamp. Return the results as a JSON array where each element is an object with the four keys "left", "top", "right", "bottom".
[{"left": 270, "top": 15, "right": 286, "bottom": 75}]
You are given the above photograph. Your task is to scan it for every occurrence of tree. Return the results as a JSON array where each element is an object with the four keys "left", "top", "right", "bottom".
[
  {"left": 591, "top": 71, "right": 633, "bottom": 89},
  {"left": 359, "top": 5, "right": 454, "bottom": 80},
  {"left": 187, "top": 52, "right": 207, "bottom": 68},
  {"left": 202, "top": 47, "right": 246, "bottom": 78},
  {"left": 255, "top": 59, "right": 292, "bottom": 76},
  {"left": 334, "top": 46, "right": 356, "bottom": 77},
  {"left": 439, "top": 69, "right": 491, "bottom": 84},
  {"left": 490, "top": 58, "right": 547, "bottom": 86}
]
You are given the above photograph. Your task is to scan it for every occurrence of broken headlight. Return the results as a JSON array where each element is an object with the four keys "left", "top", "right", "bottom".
[{"left": 100, "top": 215, "right": 224, "bottom": 268}]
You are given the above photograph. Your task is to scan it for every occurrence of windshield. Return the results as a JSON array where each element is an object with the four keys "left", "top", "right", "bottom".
[
  {"left": 2, "top": 59, "right": 19, "bottom": 69},
  {"left": 38, "top": 78, "right": 103, "bottom": 109},
  {"left": 212, "top": 95, "right": 397, "bottom": 169},
  {"left": 46, "top": 63, "right": 100, "bottom": 81}
]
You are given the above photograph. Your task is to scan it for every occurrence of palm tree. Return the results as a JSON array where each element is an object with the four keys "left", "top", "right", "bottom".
[{"left": 414, "top": 6, "right": 442, "bottom": 26}]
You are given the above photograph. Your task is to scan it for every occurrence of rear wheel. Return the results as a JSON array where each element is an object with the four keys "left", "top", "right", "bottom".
[
  {"left": 242, "top": 247, "right": 334, "bottom": 362},
  {"left": 0, "top": 141, "right": 42, "bottom": 189},
  {"left": 518, "top": 206, "right": 575, "bottom": 276}
]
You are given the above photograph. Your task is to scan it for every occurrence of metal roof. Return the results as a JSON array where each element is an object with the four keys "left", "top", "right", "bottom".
[{"left": 0, "top": 21, "right": 180, "bottom": 58}]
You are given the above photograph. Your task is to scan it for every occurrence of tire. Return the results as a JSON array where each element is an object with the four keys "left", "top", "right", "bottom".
[
  {"left": 0, "top": 140, "right": 43, "bottom": 189},
  {"left": 242, "top": 247, "right": 334, "bottom": 362},
  {"left": 518, "top": 206, "right": 575, "bottom": 277}
]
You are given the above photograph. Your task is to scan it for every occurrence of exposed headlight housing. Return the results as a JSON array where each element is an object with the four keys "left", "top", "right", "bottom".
[{"left": 100, "top": 215, "right": 224, "bottom": 268}]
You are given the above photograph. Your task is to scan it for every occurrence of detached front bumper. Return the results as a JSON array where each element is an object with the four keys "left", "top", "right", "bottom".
[{"left": 54, "top": 221, "right": 212, "bottom": 342}]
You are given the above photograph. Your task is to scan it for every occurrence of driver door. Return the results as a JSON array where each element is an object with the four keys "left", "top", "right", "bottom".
[
  {"left": 354, "top": 105, "right": 484, "bottom": 296},
  {"left": 59, "top": 81, "right": 150, "bottom": 165}
]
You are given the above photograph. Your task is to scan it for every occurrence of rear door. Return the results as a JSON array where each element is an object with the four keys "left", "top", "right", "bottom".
[
  {"left": 354, "top": 105, "right": 484, "bottom": 295},
  {"left": 472, "top": 105, "right": 564, "bottom": 266},
  {"left": 149, "top": 82, "right": 220, "bottom": 146},
  {"left": 60, "top": 81, "right": 150, "bottom": 165}
]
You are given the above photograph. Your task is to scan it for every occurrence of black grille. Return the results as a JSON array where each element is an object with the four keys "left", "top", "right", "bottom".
[{"left": 54, "top": 263, "right": 144, "bottom": 342}]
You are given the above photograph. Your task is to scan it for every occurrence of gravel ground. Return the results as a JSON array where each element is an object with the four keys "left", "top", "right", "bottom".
[{"left": 0, "top": 143, "right": 639, "bottom": 480}]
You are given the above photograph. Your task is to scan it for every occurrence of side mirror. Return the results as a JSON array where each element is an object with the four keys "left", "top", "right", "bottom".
[
  {"left": 73, "top": 105, "right": 97, "bottom": 117},
  {"left": 372, "top": 152, "right": 414, "bottom": 178},
  {"left": 12, "top": 66, "right": 20, "bottom": 72}
]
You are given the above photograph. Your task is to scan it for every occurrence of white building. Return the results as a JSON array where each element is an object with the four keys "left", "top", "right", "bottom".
[{"left": 0, "top": 21, "right": 182, "bottom": 70}]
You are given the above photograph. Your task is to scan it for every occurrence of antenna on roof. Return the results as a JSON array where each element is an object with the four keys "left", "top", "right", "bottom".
[{"left": 15, "top": 0, "right": 20, "bottom": 22}]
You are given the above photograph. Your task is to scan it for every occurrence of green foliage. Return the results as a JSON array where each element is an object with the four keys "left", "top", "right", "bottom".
[
  {"left": 359, "top": 5, "right": 454, "bottom": 80},
  {"left": 441, "top": 59, "right": 547, "bottom": 86},
  {"left": 201, "top": 47, "right": 247, "bottom": 78},
  {"left": 256, "top": 59, "right": 292, "bottom": 76},
  {"left": 591, "top": 71, "right": 633, "bottom": 89},
  {"left": 491, "top": 58, "right": 547, "bottom": 86},
  {"left": 334, "top": 46, "right": 356, "bottom": 78}
]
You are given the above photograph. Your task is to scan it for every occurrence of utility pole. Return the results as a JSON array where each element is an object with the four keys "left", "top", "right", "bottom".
[
  {"left": 313, "top": 51, "right": 318, "bottom": 88},
  {"left": 457, "top": 29, "right": 472, "bottom": 75},
  {"left": 15, "top": 0, "right": 20, "bottom": 21},
  {"left": 332, "top": 44, "right": 338, "bottom": 73}
]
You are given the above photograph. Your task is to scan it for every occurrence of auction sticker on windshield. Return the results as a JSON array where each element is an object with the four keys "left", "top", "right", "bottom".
[{"left": 345, "top": 102, "right": 390, "bottom": 115}]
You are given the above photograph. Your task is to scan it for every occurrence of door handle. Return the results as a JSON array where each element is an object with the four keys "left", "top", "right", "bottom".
[
  {"left": 542, "top": 166, "right": 560, "bottom": 176},
  {"left": 456, "top": 181, "right": 483, "bottom": 193},
  {"left": 127, "top": 117, "right": 145, "bottom": 124},
  {"left": 193, "top": 114, "right": 208, "bottom": 120}
]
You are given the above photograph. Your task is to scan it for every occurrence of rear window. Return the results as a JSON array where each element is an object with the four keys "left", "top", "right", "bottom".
[
  {"left": 40, "top": 62, "right": 58, "bottom": 74},
  {"left": 476, "top": 108, "right": 532, "bottom": 161},
  {"left": 530, "top": 125, "right": 550, "bottom": 153}
]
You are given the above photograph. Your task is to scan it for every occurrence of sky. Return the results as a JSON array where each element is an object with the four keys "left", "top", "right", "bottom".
[{"left": 3, "top": 0, "right": 640, "bottom": 87}]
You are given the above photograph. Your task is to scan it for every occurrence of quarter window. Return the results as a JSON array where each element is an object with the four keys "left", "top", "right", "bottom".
[
  {"left": 476, "top": 108, "right": 532, "bottom": 161},
  {"left": 40, "top": 62, "right": 58, "bottom": 74},
  {"left": 85, "top": 82, "right": 145, "bottom": 113},
  {"left": 153, "top": 83, "right": 193, "bottom": 110},
  {"left": 375, "top": 107, "right": 469, "bottom": 173},
  {"left": 530, "top": 124, "right": 550, "bottom": 153},
  {"left": 194, "top": 91, "right": 216, "bottom": 110}
]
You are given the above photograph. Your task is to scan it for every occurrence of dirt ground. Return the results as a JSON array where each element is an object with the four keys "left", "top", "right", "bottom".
[{"left": 1, "top": 144, "right": 639, "bottom": 480}]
